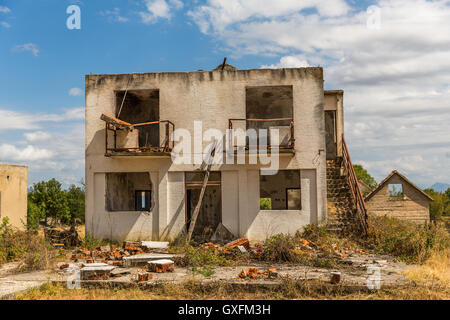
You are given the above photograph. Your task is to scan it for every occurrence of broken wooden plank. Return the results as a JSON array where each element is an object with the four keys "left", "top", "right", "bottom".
[{"left": 100, "top": 113, "right": 133, "bottom": 130}]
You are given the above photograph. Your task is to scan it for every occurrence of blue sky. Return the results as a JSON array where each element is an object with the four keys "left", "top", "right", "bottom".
[{"left": 0, "top": 0, "right": 449, "bottom": 188}]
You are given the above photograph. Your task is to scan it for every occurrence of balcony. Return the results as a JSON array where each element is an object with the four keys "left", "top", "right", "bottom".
[
  {"left": 101, "top": 113, "right": 174, "bottom": 157},
  {"left": 228, "top": 118, "right": 295, "bottom": 154}
]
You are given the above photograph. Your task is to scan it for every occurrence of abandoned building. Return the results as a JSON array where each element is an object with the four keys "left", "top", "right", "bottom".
[
  {"left": 365, "top": 170, "right": 433, "bottom": 224},
  {"left": 0, "top": 164, "right": 28, "bottom": 228},
  {"left": 358, "top": 180, "right": 372, "bottom": 196},
  {"left": 85, "top": 66, "right": 367, "bottom": 241}
]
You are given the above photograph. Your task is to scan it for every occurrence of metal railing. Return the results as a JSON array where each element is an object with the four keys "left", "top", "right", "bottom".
[
  {"left": 102, "top": 114, "right": 175, "bottom": 155},
  {"left": 228, "top": 118, "right": 295, "bottom": 150},
  {"left": 341, "top": 134, "right": 369, "bottom": 236}
]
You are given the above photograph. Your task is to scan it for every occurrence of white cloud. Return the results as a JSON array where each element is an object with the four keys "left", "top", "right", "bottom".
[
  {"left": 0, "top": 144, "right": 53, "bottom": 162},
  {"left": 24, "top": 131, "right": 52, "bottom": 142},
  {"left": 69, "top": 87, "right": 83, "bottom": 96},
  {"left": 1, "top": 21, "right": 10, "bottom": 28},
  {"left": 62, "top": 107, "right": 85, "bottom": 120},
  {"left": 140, "top": 0, "right": 184, "bottom": 24},
  {"left": 188, "top": 0, "right": 349, "bottom": 33},
  {"left": 261, "top": 55, "right": 310, "bottom": 69},
  {"left": 0, "top": 6, "right": 10, "bottom": 13},
  {"left": 12, "top": 43, "right": 39, "bottom": 56},
  {"left": 188, "top": 0, "right": 450, "bottom": 186},
  {"left": 0, "top": 107, "right": 84, "bottom": 131},
  {"left": 100, "top": 8, "right": 129, "bottom": 23}
]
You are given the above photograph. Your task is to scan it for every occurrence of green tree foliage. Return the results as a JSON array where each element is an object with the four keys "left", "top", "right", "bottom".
[
  {"left": 65, "top": 184, "right": 85, "bottom": 224},
  {"left": 27, "top": 179, "right": 85, "bottom": 229},
  {"left": 444, "top": 188, "right": 450, "bottom": 216},
  {"left": 424, "top": 188, "right": 449, "bottom": 221},
  {"left": 353, "top": 164, "right": 377, "bottom": 188}
]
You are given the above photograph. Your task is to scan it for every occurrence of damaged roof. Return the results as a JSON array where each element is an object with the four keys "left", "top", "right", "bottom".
[{"left": 365, "top": 170, "right": 434, "bottom": 202}]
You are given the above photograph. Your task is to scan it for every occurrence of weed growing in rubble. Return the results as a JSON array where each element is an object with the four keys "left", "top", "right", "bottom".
[
  {"left": 263, "top": 233, "right": 337, "bottom": 268},
  {"left": 264, "top": 234, "right": 300, "bottom": 263},
  {"left": 0, "top": 218, "right": 54, "bottom": 270},
  {"left": 183, "top": 245, "right": 230, "bottom": 267},
  {"left": 80, "top": 233, "right": 104, "bottom": 250},
  {"left": 191, "top": 266, "right": 216, "bottom": 277},
  {"left": 297, "top": 224, "right": 360, "bottom": 250},
  {"left": 366, "top": 215, "right": 450, "bottom": 264}
]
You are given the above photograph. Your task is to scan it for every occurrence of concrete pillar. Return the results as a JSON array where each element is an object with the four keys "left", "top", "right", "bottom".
[{"left": 336, "top": 92, "right": 344, "bottom": 157}]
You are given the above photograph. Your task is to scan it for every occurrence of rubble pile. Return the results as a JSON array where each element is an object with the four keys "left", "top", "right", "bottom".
[
  {"left": 197, "top": 237, "right": 369, "bottom": 267},
  {"left": 45, "top": 226, "right": 80, "bottom": 247},
  {"left": 60, "top": 241, "right": 175, "bottom": 281},
  {"left": 290, "top": 238, "right": 368, "bottom": 261},
  {"left": 56, "top": 236, "right": 372, "bottom": 283},
  {"left": 237, "top": 267, "right": 278, "bottom": 280},
  {"left": 69, "top": 241, "right": 171, "bottom": 267}
]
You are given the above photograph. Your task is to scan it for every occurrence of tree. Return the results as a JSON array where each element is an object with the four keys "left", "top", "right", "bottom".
[
  {"left": 65, "top": 184, "right": 85, "bottom": 224},
  {"left": 353, "top": 164, "right": 377, "bottom": 188},
  {"left": 444, "top": 188, "right": 450, "bottom": 216},
  {"left": 28, "top": 179, "right": 70, "bottom": 226},
  {"left": 424, "top": 188, "right": 445, "bottom": 221},
  {"left": 27, "top": 199, "right": 43, "bottom": 230}
]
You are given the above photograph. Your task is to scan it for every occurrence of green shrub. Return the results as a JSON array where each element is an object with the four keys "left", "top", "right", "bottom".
[
  {"left": 79, "top": 233, "right": 103, "bottom": 250},
  {"left": 0, "top": 217, "right": 54, "bottom": 270},
  {"left": 264, "top": 234, "right": 299, "bottom": 263},
  {"left": 297, "top": 224, "right": 329, "bottom": 242},
  {"left": 183, "top": 246, "right": 229, "bottom": 267},
  {"left": 366, "top": 215, "right": 450, "bottom": 263}
]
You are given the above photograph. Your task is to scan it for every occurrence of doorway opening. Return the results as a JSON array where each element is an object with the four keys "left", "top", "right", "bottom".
[{"left": 185, "top": 172, "right": 222, "bottom": 243}]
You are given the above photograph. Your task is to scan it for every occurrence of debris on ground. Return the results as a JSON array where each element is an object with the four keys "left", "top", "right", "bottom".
[
  {"left": 225, "top": 238, "right": 250, "bottom": 250},
  {"left": 123, "top": 253, "right": 181, "bottom": 267},
  {"left": 237, "top": 267, "right": 278, "bottom": 280},
  {"left": 53, "top": 236, "right": 375, "bottom": 285},
  {"left": 80, "top": 263, "right": 116, "bottom": 280},
  {"left": 148, "top": 259, "right": 174, "bottom": 273},
  {"left": 210, "top": 223, "right": 235, "bottom": 243},
  {"left": 44, "top": 226, "right": 80, "bottom": 247},
  {"left": 69, "top": 240, "right": 173, "bottom": 267},
  {"left": 330, "top": 271, "right": 341, "bottom": 284},
  {"left": 137, "top": 272, "right": 152, "bottom": 282}
]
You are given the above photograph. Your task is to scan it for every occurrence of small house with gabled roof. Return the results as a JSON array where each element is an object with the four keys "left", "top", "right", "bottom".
[{"left": 364, "top": 170, "right": 433, "bottom": 224}]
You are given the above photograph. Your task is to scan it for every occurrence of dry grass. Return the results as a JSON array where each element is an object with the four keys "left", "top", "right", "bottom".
[
  {"left": 364, "top": 215, "right": 450, "bottom": 263},
  {"left": 404, "top": 249, "right": 450, "bottom": 287},
  {"left": 0, "top": 218, "right": 56, "bottom": 271},
  {"left": 15, "top": 279, "right": 449, "bottom": 300}
]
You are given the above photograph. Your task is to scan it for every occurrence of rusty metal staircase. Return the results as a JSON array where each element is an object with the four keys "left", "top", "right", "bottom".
[{"left": 326, "top": 135, "right": 368, "bottom": 236}]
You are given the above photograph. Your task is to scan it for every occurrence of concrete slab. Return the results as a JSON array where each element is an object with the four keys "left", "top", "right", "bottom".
[
  {"left": 141, "top": 241, "right": 169, "bottom": 250},
  {"left": 81, "top": 265, "right": 116, "bottom": 280},
  {"left": 148, "top": 259, "right": 175, "bottom": 273},
  {"left": 123, "top": 253, "right": 181, "bottom": 267},
  {"left": 81, "top": 263, "right": 110, "bottom": 268}
]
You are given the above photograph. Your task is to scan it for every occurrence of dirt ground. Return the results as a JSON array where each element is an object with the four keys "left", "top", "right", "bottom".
[{"left": 0, "top": 251, "right": 415, "bottom": 299}]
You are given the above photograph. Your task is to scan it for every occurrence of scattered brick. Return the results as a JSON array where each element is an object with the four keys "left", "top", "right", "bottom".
[
  {"left": 148, "top": 259, "right": 174, "bottom": 273},
  {"left": 225, "top": 238, "right": 250, "bottom": 250}
]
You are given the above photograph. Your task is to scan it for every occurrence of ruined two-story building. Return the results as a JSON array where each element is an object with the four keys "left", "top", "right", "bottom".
[{"left": 85, "top": 66, "right": 366, "bottom": 241}]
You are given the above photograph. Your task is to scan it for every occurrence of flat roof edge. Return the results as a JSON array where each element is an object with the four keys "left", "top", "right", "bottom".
[
  {"left": 0, "top": 163, "right": 28, "bottom": 169},
  {"left": 85, "top": 67, "right": 323, "bottom": 78}
]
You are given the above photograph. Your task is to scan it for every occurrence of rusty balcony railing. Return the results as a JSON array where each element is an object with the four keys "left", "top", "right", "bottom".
[
  {"left": 341, "top": 134, "right": 369, "bottom": 236},
  {"left": 101, "top": 113, "right": 175, "bottom": 156},
  {"left": 228, "top": 118, "right": 295, "bottom": 151}
]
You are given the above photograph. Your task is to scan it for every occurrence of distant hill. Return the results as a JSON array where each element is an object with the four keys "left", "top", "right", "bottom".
[{"left": 430, "top": 183, "right": 450, "bottom": 192}]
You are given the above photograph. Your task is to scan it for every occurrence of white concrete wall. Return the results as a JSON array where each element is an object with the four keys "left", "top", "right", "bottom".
[
  {"left": 243, "top": 169, "right": 317, "bottom": 239},
  {"left": 85, "top": 68, "right": 327, "bottom": 241}
]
